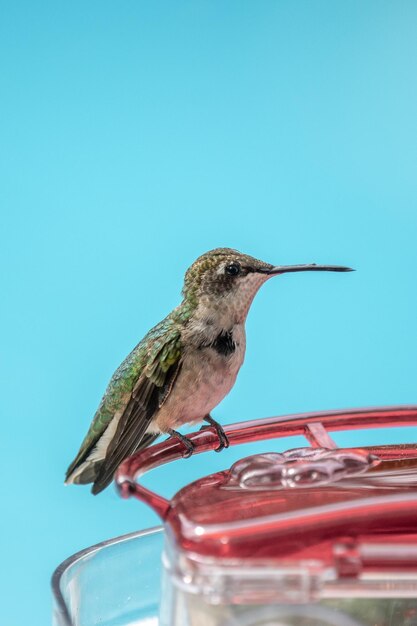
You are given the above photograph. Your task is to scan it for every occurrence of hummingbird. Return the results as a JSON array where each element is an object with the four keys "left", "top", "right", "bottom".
[{"left": 65, "top": 248, "right": 352, "bottom": 494}]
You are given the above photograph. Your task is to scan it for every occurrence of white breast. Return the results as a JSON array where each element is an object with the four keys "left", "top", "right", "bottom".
[{"left": 154, "top": 323, "right": 246, "bottom": 432}]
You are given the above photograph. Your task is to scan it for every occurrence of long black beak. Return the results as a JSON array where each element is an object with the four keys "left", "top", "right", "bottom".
[{"left": 261, "top": 264, "right": 354, "bottom": 275}]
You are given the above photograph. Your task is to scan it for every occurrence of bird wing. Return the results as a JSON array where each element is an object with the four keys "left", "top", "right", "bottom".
[
  {"left": 90, "top": 323, "right": 182, "bottom": 494},
  {"left": 65, "top": 317, "right": 182, "bottom": 488}
]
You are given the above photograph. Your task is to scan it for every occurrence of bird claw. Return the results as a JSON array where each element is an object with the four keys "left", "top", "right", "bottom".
[
  {"left": 201, "top": 416, "right": 230, "bottom": 452},
  {"left": 167, "top": 429, "right": 195, "bottom": 458},
  {"left": 182, "top": 440, "right": 195, "bottom": 458},
  {"left": 214, "top": 433, "right": 230, "bottom": 452}
]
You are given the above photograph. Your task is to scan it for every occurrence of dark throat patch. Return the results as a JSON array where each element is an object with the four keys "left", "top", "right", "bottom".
[{"left": 211, "top": 329, "right": 236, "bottom": 356}]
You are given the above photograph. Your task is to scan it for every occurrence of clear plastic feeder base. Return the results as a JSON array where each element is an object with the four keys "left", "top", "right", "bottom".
[
  {"left": 52, "top": 527, "right": 163, "bottom": 626},
  {"left": 53, "top": 528, "right": 417, "bottom": 626},
  {"left": 160, "top": 537, "right": 417, "bottom": 626}
]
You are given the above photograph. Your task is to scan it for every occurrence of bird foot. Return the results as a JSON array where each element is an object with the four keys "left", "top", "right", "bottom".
[
  {"left": 200, "top": 415, "right": 230, "bottom": 452},
  {"left": 167, "top": 429, "right": 195, "bottom": 458}
]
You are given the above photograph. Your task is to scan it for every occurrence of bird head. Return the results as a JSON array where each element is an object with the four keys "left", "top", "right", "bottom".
[{"left": 182, "top": 248, "right": 353, "bottom": 324}]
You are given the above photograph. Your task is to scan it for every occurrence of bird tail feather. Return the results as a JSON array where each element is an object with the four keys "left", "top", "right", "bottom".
[
  {"left": 91, "top": 432, "right": 159, "bottom": 495},
  {"left": 65, "top": 460, "right": 102, "bottom": 485}
]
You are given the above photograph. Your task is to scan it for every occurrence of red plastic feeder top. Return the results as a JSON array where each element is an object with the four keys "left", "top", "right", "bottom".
[{"left": 116, "top": 406, "right": 417, "bottom": 576}]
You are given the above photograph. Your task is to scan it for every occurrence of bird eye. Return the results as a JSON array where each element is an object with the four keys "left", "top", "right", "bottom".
[{"left": 225, "top": 262, "right": 241, "bottom": 277}]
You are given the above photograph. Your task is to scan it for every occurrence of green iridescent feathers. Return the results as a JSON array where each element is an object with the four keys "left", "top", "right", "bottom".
[{"left": 65, "top": 313, "right": 185, "bottom": 484}]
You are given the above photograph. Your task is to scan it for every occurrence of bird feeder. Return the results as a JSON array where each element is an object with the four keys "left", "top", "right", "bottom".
[{"left": 53, "top": 405, "right": 417, "bottom": 625}]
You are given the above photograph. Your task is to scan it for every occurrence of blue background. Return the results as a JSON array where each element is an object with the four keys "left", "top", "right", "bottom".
[{"left": 2, "top": 2, "right": 417, "bottom": 624}]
